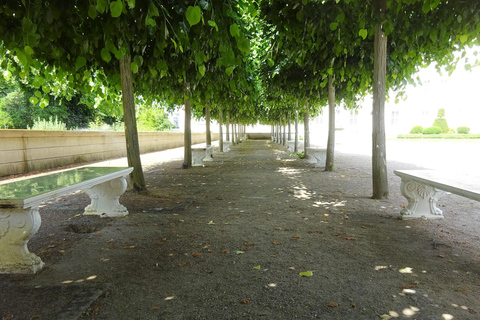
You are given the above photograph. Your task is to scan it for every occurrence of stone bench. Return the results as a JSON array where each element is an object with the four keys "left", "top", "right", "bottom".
[
  {"left": 192, "top": 145, "right": 214, "bottom": 166},
  {"left": 0, "top": 166, "right": 133, "bottom": 274},
  {"left": 306, "top": 147, "right": 327, "bottom": 168},
  {"left": 394, "top": 170, "right": 480, "bottom": 220},
  {"left": 223, "top": 141, "right": 232, "bottom": 152},
  {"left": 287, "top": 140, "right": 300, "bottom": 153}
]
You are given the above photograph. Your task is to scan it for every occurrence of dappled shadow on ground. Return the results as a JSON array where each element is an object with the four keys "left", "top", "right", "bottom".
[{"left": 1, "top": 140, "right": 479, "bottom": 319}]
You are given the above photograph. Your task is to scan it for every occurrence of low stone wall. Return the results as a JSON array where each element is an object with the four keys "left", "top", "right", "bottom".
[
  {"left": 0, "top": 130, "right": 218, "bottom": 177},
  {"left": 246, "top": 133, "right": 271, "bottom": 140}
]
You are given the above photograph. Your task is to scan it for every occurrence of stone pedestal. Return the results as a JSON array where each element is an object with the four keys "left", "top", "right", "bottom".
[
  {"left": 399, "top": 179, "right": 445, "bottom": 220},
  {"left": 223, "top": 141, "right": 232, "bottom": 152},
  {"left": 83, "top": 176, "right": 129, "bottom": 217},
  {"left": 306, "top": 147, "right": 327, "bottom": 168}
]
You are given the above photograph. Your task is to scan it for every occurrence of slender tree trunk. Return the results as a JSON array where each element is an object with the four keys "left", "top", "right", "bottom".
[
  {"left": 304, "top": 107, "right": 310, "bottom": 157},
  {"left": 288, "top": 113, "right": 291, "bottom": 141},
  {"left": 283, "top": 116, "right": 286, "bottom": 146},
  {"left": 205, "top": 105, "right": 211, "bottom": 146},
  {"left": 183, "top": 99, "right": 192, "bottom": 168},
  {"left": 295, "top": 108, "right": 299, "bottom": 153},
  {"left": 219, "top": 108, "right": 224, "bottom": 152},
  {"left": 119, "top": 54, "right": 146, "bottom": 191},
  {"left": 325, "top": 75, "right": 336, "bottom": 172},
  {"left": 226, "top": 113, "right": 230, "bottom": 142},
  {"left": 372, "top": 0, "right": 389, "bottom": 199},
  {"left": 232, "top": 123, "right": 236, "bottom": 144}
]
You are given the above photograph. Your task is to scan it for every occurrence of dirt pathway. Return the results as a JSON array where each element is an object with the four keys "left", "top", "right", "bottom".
[{"left": 1, "top": 140, "right": 479, "bottom": 319}]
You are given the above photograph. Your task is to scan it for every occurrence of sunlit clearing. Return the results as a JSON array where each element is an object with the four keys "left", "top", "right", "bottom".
[
  {"left": 313, "top": 200, "right": 346, "bottom": 208},
  {"left": 399, "top": 267, "right": 413, "bottom": 274},
  {"left": 292, "top": 184, "right": 314, "bottom": 200},
  {"left": 61, "top": 275, "right": 97, "bottom": 284},
  {"left": 375, "top": 265, "right": 388, "bottom": 271},
  {"left": 442, "top": 314, "right": 454, "bottom": 320},
  {"left": 276, "top": 167, "right": 300, "bottom": 175},
  {"left": 389, "top": 311, "right": 400, "bottom": 317},
  {"left": 402, "top": 306, "right": 419, "bottom": 317}
]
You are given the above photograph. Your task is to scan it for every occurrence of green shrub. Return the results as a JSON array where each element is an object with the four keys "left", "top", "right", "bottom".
[
  {"left": 28, "top": 116, "right": 67, "bottom": 130},
  {"left": 410, "top": 126, "right": 423, "bottom": 134},
  {"left": 423, "top": 126, "right": 442, "bottom": 134},
  {"left": 448, "top": 128, "right": 455, "bottom": 134},
  {"left": 432, "top": 118, "right": 449, "bottom": 133},
  {"left": 457, "top": 126, "right": 470, "bottom": 134}
]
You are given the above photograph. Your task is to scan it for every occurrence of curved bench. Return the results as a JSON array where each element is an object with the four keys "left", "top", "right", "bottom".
[
  {"left": 0, "top": 166, "right": 133, "bottom": 273},
  {"left": 394, "top": 170, "right": 480, "bottom": 220}
]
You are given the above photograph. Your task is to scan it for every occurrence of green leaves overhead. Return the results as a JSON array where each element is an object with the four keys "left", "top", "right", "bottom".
[{"left": 358, "top": 29, "right": 368, "bottom": 40}]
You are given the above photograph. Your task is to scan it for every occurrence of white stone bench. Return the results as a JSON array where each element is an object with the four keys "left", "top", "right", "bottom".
[
  {"left": 192, "top": 145, "right": 214, "bottom": 166},
  {"left": 306, "top": 147, "right": 327, "bottom": 168},
  {"left": 394, "top": 170, "right": 480, "bottom": 220},
  {"left": 287, "top": 140, "right": 300, "bottom": 153},
  {"left": 0, "top": 166, "right": 133, "bottom": 274},
  {"left": 223, "top": 141, "right": 232, "bottom": 152}
]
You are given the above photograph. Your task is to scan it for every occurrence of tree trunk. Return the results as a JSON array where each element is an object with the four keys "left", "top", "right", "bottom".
[
  {"left": 119, "top": 54, "right": 146, "bottom": 191},
  {"left": 294, "top": 108, "right": 299, "bottom": 153},
  {"left": 372, "top": 0, "right": 389, "bottom": 199},
  {"left": 283, "top": 116, "right": 286, "bottom": 146},
  {"left": 205, "top": 105, "right": 211, "bottom": 146},
  {"left": 303, "top": 107, "right": 310, "bottom": 157},
  {"left": 231, "top": 123, "right": 236, "bottom": 144},
  {"left": 226, "top": 113, "right": 230, "bottom": 142},
  {"left": 288, "top": 113, "right": 291, "bottom": 141},
  {"left": 325, "top": 75, "right": 336, "bottom": 172},
  {"left": 219, "top": 108, "right": 224, "bottom": 152},
  {"left": 183, "top": 99, "right": 192, "bottom": 169}
]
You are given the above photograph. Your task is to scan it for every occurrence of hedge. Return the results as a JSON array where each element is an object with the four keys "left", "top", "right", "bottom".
[{"left": 397, "top": 134, "right": 480, "bottom": 139}]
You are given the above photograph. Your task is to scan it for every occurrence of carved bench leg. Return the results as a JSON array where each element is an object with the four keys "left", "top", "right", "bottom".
[
  {"left": 0, "top": 207, "right": 44, "bottom": 274},
  {"left": 83, "top": 176, "right": 129, "bottom": 217},
  {"left": 203, "top": 146, "right": 214, "bottom": 162},
  {"left": 192, "top": 150, "right": 205, "bottom": 167},
  {"left": 399, "top": 179, "right": 445, "bottom": 220}
]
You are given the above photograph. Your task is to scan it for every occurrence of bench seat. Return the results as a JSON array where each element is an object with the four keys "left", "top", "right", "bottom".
[
  {"left": 0, "top": 166, "right": 132, "bottom": 273},
  {"left": 394, "top": 170, "right": 480, "bottom": 220}
]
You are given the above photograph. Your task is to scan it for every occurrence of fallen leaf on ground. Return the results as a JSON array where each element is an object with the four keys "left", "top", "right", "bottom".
[
  {"left": 222, "top": 250, "right": 230, "bottom": 254},
  {"left": 345, "top": 237, "right": 357, "bottom": 241},
  {"left": 299, "top": 271, "right": 313, "bottom": 277},
  {"left": 232, "top": 250, "right": 245, "bottom": 254},
  {"left": 291, "top": 236, "right": 301, "bottom": 240},
  {"left": 267, "top": 283, "right": 277, "bottom": 287},
  {"left": 438, "top": 253, "right": 446, "bottom": 258},
  {"left": 192, "top": 253, "right": 202, "bottom": 257},
  {"left": 207, "top": 221, "right": 215, "bottom": 225},
  {"left": 380, "top": 314, "right": 392, "bottom": 319},
  {"left": 150, "top": 306, "right": 160, "bottom": 311},
  {"left": 272, "top": 241, "right": 281, "bottom": 245},
  {"left": 164, "top": 296, "right": 175, "bottom": 301},
  {"left": 328, "top": 302, "right": 338, "bottom": 307},
  {"left": 241, "top": 299, "right": 250, "bottom": 304},
  {"left": 156, "top": 242, "right": 165, "bottom": 246},
  {"left": 253, "top": 265, "right": 261, "bottom": 269}
]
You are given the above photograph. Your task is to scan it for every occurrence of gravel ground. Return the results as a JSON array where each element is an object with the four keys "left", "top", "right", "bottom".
[{"left": 1, "top": 139, "right": 479, "bottom": 320}]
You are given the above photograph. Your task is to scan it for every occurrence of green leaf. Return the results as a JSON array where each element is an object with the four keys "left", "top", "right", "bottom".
[
  {"left": 110, "top": 1, "right": 124, "bottom": 18},
  {"left": 75, "top": 56, "right": 86, "bottom": 70},
  {"left": 225, "top": 66, "right": 234, "bottom": 76},
  {"left": 186, "top": 6, "right": 202, "bottom": 26},
  {"left": 330, "top": 22, "right": 338, "bottom": 31},
  {"left": 199, "top": 0, "right": 211, "bottom": 11},
  {"left": 253, "top": 265, "right": 261, "bottom": 270},
  {"left": 208, "top": 20, "right": 218, "bottom": 32},
  {"left": 336, "top": 13, "right": 345, "bottom": 23},
  {"left": 33, "top": 75, "right": 44, "bottom": 87},
  {"left": 29, "top": 96, "right": 39, "bottom": 105},
  {"left": 34, "top": 90, "right": 42, "bottom": 98},
  {"left": 198, "top": 64, "right": 206, "bottom": 77},
  {"left": 134, "top": 55, "right": 144, "bottom": 67},
  {"left": 230, "top": 24, "right": 240, "bottom": 37},
  {"left": 96, "top": 0, "right": 107, "bottom": 13},
  {"left": 296, "top": 10, "right": 304, "bottom": 21},
  {"left": 24, "top": 46, "right": 34, "bottom": 55},
  {"left": 88, "top": 5, "right": 97, "bottom": 19},
  {"left": 459, "top": 35, "right": 468, "bottom": 44},
  {"left": 299, "top": 271, "right": 313, "bottom": 277},
  {"left": 237, "top": 36, "right": 250, "bottom": 54},
  {"left": 16, "top": 51, "right": 28, "bottom": 66},
  {"left": 358, "top": 29, "right": 368, "bottom": 40},
  {"left": 101, "top": 48, "right": 112, "bottom": 62},
  {"left": 127, "top": 0, "right": 135, "bottom": 9},
  {"left": 130, "top": 61, "right": 139, "bottom": 73},
  {"left": 147, "top": 18, "right": 156, "bottom": 27},
  {"left": 267, "top": 58, "right": 274, "bottom": 67}
]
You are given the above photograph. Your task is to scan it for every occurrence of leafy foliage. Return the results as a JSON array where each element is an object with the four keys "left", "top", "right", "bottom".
[
  {"left": 457, "top": 126, "right": 470, "bottom": 134},
  {"left": 423, "top": 126, "right": 442, "bottom": 134},
  {"left": 410, "top": 126, "right": 424, "bottom": 134}
]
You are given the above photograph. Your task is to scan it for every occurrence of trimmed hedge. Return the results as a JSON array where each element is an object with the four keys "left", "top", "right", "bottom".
[
  {"left": 410, "top": 126, "right": 423, "bottom": 134},
  {"left": 457, "top": 126, "right": 470, "bottom": 134},
  {"left": 397, "top": 134, "right": 480, "bottom": 139},
  {"left": 423, "top": 126, "right": 442, "bottom": 134}
]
